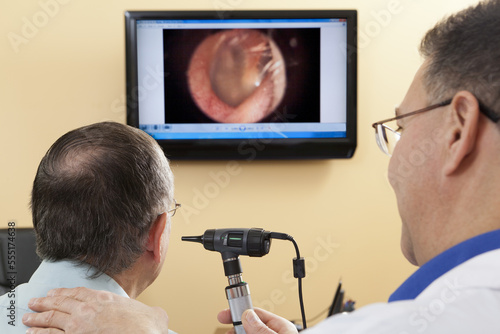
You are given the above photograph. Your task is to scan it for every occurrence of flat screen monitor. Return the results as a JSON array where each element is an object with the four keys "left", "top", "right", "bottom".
[{"left": 125, "top": 10, "right": 357, "bottom": 159}]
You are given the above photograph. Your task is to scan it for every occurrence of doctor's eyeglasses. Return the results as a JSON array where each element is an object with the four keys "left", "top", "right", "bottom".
[
  {"left": 371, "top": 100, "right": 452, "bottom": 156},
  {"left": 372, "top": 96, "right": 499, "bottom": 156}
]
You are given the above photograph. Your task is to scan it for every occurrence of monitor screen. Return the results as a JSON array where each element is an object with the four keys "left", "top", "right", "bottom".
[{"left": 125, "top": 10, "right": 357, "bottom": 159}]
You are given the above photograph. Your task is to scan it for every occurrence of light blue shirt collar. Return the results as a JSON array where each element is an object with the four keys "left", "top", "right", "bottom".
[{"left": 28, "top": 260, "right": 129, "bottom": 297}]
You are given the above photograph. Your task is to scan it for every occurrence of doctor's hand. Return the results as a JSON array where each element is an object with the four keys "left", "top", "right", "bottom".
[
  {"left": 22, "top": 287, "right": 169, "bottom": 334},
  {"left": 217, "top": 307, "right": 299, "bottom": 334}
]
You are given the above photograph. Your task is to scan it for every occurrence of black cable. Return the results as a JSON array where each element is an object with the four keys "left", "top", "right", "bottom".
[
  {"left": 290, "top": 236, "right": 301, "bottom": 258},
  {"left": 289, "top": 236, "right": 307, "bottom": 330},
  {"left": 290, "top": 305, "right": 330, "bottom": 325},
  {"left": 297, "top": 276, "right": 307, "bottom": 329},
  {"left": 270, "top": 233, "right": 307, "bottom": 330}
]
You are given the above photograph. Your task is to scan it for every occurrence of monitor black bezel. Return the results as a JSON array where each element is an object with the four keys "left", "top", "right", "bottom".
[{"left": 125, "top": 10, "right": 357, "bottom": 160}]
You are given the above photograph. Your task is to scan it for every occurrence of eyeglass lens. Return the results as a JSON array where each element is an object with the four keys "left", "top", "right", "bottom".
[{"left": 375, "top": 123, "right": 400, "bottom": 156}]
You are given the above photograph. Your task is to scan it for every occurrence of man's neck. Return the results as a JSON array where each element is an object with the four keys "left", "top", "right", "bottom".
[
  {"left": 112, "top": 266, "right": 151, "bottom": 299},
  {"left": 416, "top": 141, "right": 500, "bottom": 265}
]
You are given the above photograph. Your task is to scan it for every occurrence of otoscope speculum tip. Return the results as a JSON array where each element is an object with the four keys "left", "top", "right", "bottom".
[{"left": 181, "top": 235, "right": 203, "bottom": 243}]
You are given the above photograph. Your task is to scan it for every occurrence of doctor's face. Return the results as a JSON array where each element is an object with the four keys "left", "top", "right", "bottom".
[{"left": 388, "top": 63, "right": 445, "bottom": 266}]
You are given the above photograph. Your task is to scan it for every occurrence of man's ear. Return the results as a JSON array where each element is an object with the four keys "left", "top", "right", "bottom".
[
  {"left": 146, "top": 212, "right": 167, "bottom": 264},
  {"left": 443, "top": 90, "right": 480, "bottom": 175}
]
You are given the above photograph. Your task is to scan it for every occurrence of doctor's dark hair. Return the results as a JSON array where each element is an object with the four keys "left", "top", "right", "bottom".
[
  {"left": 31, "top": 122, "right": 174, "bottom": 277},
  {"left": 420, "top": 0, "right": 500, "bottom": 118}
]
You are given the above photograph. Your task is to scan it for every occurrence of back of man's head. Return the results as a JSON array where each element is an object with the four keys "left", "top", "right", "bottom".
[
  {"left": 31, "top": 122, "right": 174, "bottom": 277},
  {"left": 420, "top": 0, "right": 500, "bottom": 118}
]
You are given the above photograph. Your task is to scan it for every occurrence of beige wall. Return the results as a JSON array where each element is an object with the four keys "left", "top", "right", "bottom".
[{"left": 0, "top": 0, "right": 479, "bottom": 332}]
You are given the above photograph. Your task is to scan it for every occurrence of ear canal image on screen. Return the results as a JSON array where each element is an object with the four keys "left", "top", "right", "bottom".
[
  {"left": 187, "top": 29, "right": 286, "bottom": 123},
  {"left": 126, "top": 10, "right": 357, "bottom": 159}
]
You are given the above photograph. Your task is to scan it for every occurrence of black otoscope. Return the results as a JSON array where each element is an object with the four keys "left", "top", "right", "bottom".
[
  {"left": 182, "top": 228, "right": 271, "bottom": 334},
  {"left": 182, "top": 228, "right": 307, "bottom": 333}
]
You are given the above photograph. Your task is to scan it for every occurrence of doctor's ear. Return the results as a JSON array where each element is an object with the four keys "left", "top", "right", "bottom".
[{"left": 443, "top": 91, "right": 480, "bottom": 176}]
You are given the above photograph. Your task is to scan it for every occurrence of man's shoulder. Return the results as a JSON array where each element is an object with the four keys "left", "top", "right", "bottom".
[
  {"left": 304, "top": 250, "right": 500, "bottom": 334},
  {"left": 0, "top": 282, "right": 35, "bottom": 311},
  {"left": 421, "top": 247, "right": 500, "bottom": 298},
  {"left": 0, "top": 284, "right": 33, "bottom": 333},
  {"left": 306, "top": 290, "right": 500, "bottom": 334},
  {"left": 0, "top": 260, "right": 129, "bottom": 333}
]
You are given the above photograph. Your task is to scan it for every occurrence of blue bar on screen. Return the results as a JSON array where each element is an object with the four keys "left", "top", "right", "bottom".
[{"left": 149, "top": 131, "right": 346, "bottom": 140}]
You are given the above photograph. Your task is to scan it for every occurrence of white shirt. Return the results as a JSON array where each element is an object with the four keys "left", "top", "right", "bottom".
[{"left": 303, "top": 230, "right": 500, "bottom": 333}]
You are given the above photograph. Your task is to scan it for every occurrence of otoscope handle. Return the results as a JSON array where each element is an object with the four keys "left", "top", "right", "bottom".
[{"left": 226, "top": 281, "right": 253, "bottom": 334}]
